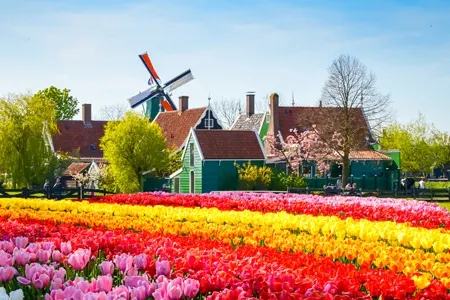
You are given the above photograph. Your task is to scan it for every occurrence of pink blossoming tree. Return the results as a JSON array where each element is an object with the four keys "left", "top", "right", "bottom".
[{"left": 264, "top": 125, "right": 343, "bottom": 176}]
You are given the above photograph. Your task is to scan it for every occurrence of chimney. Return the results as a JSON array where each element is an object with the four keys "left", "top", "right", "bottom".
[
  {"left": 82, "top": 104, "right": 92, "bottom": 127},
  {"left": 269, "top": 93, "right": 279, "bottom": 136},
  {"left": 246, "top": 92, "right": 255, "bottom": 117},
  {"left": 178, "top": 96, "right": 189, "bottom": 113}
]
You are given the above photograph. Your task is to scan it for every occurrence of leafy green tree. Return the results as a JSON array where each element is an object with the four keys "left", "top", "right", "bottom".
[
  {"left": 236, "top": 163, "right": 272, "bottom": 190},
  {"left": 0, "top": 93, "right": 58, "bottom": 188},
  {"left": 36, "top": 86, "right": 79, "bottom": 120},
  {"left": 380, "top": 114, "right": 440, "bottom": 174},
  {"left": 100, "top": 111, "right": 169, "bottom": 193}
]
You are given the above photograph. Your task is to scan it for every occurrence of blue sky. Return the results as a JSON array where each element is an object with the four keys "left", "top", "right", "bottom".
[{"left": 1, "top": 0, "right": 449, "bottom": 131}]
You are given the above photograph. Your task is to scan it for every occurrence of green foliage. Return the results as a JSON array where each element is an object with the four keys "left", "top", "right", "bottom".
[
  {"left": 270, "top": 171, "right": 307, "bottom": 190},
  {"left": 97, "top": 164, "right": 119, "bottom": 192},
  {"left": 36, "top": 86, "right": 79, "bottom": 120},
  {"left": 100, "top": 111, "right": 169, "bottom": 193},
  {"left": 236, "top": 163, "right": 272, "bottom": 190},
  {"left": 155, "top": 151, "right": 183, "bottom": 177},
  {"left": 421, "top": 181, "right": 450, "bottom": 189},
  {"left": 0, "top": 93, "right": 58, "bottom": 188},
  {"left": 380, "top": 113, "right": 449, "bottom": 174},
  {"left": 236, "top": 163, "right": 306, "bottom": 191}
]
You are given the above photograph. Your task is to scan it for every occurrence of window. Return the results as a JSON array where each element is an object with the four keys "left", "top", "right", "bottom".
[
  {"left": 205, "top": 119, "right": 214, "bottom": 129},
  {"left": 189, "top": 143, "right": 195, "bottom": 167},
  {"left": 190, "top": 171, "right": 195, "bottom": 193},
  {"left": 90, "top": 144, "right": 97, "bottom": 151}
]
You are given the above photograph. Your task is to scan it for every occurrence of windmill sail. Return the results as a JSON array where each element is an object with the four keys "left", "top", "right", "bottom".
[{"left": 163, "top": 70, "right": 194, "bottom": 93}]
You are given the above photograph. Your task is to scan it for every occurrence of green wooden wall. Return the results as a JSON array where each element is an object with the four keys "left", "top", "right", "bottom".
[
  {"left": 259, "top": 112, "right": 269, "bottom": 141},
  {"left": 202, "top": 160, "right": 265, "bottom": 193},
  {"left": 176, "top": 135, "right": 203, "bottom": 193}
]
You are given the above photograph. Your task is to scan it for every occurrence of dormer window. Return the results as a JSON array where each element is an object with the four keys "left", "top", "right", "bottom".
[
  {"left": 90, "top": 144, "right": 97, "bottom": 151},
  {"left": 205, "top": 119, "right": 214, "bottom": 129}
]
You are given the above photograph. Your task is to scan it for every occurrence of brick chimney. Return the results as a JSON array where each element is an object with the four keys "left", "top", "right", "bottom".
[
  {"left": 269, "top": 93, "right": 279, "bottom": 136},
  {"left": 246, "top": 92, "right": 255, "bottom": 117},
  {"left": 82, "top": 104, "right": 92, "bottom": 127},
  {"left": 178, "top": 96, "right": 189, "bottom": 113}
]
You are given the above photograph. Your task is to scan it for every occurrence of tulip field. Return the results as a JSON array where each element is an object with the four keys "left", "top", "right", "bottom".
[{"left": 1, "top": 193, "right": 450, "bottom": 299}]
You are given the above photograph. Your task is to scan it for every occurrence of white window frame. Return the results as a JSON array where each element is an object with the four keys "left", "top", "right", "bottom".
[{"left": 205, "top": 119, "right": 214, "bottom": 129}]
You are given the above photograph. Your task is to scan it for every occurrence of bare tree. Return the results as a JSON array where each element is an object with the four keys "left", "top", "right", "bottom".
[
  {"left": 317, "top": 54, "right": 393, "bottom": 185},
  {"left": 211, "top": 97, "right": 242, "bottom": 129},
  {"left": 97, "top": 104, "right": 130, "bottom": 121}
]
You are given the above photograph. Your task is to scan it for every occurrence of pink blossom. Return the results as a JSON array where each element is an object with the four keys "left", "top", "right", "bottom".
[
  {"left": 109, "top": 285, "right": 129, "bottom": 299},
  {"left": 37, "top": 249, "right": 51, "bottom": 263},
  {"left": 114, "top": 253, "right": 133, "bottom": 274},
  {"left": 97, "top": 275, "right": 113, "bottom": 293},
  {"left": 0, "top": 241, "right": 14, "bottom": 253},
  {"left": 183, "top": 278, "right": 200, "bottom": 298},
  {"left": 155, "top": 260, "right": 171, "bottom": 277},
  {"left": 51, "top": 250, "right": 62, "bottom": 263},
  {"left": 167, "top": 278, "right": 183, "bottom": 300},
  {"left": 0, "top": 266, "right": 17, "bottom": 282},
  {"left": 60, "top": 241, "right": 72, "bottom": 255},
  {"left": 68, "top": 249, "right": 91, "bottom": 271},
  {"left": 46, "top": 289, "right": 65, "bottom": 300},
  {"left": 130, "top": 286, "right": 147, "bottom": 300},
  {"left": 31, "top": 272, "right": 50, "bottom": 289},
  {"left": 0, "top": 250, "right": 14, "bottom": 267},
  {"left": 99, "top": 261, "right": 114, "bottom": 276},
  {"left": 14, "top": 237, "right": 28, "bottom": 249},
  {"left": 50, "top": 278, "right": 63, "bottom": 291},
  {"left": 133, "top": 254, "right": 149, "bottom": 270}
]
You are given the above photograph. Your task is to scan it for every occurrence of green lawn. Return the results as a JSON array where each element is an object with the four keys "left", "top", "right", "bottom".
[{"left": 439, "top": 202, "right": 450, "bottom": 211}]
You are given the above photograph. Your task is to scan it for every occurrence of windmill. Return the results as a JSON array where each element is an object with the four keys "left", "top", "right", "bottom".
[{"left": 128, "top": 52, "right": 194, "bottom": 120}]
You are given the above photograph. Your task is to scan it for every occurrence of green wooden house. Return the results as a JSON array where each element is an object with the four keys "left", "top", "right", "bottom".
[{"left": 169, "top": 129, "right": 266, "bottom": 193}]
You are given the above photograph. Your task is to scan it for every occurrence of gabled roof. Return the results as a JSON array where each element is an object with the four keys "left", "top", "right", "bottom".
[
  {"left": 323, "top": 150, "right": 393, "bottom": 161},
  {"left": 53, "top": 121, "right": 107, "bottom": 158},
  {"left": 154, "top": 107, "right": 207, "bottom": 150},
  {"left": 63, "top": 162, "right": 90, "bottom": 176},
  {"left": 191, "top": 129, "right": 265, "bottom": 160},
  {"left": 277, "top": 106, "right": 375, "bottom": 150},
  {"left": 231, "top": 113, "right": 265, "bottom": 131}
]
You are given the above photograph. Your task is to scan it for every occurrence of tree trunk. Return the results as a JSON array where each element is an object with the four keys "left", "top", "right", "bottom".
[{"left": 342, "top": 155, "right": 350, "bottom": 186}]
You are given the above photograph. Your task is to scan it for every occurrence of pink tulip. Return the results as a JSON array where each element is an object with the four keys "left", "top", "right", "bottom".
[
  {"left": 134, "top": 254, "right": 149, "bottom": 270},
  {"left": 17, "top": 276, "right": 31, "bottom": 285},
  {"left": 60, "top": 241, "right": 72, "bottom": 255},
  {"left": 156, "top": 260, "right": 171, "bottom": 277},
  {"left": 99, "top": 261, "right": 114, "bottom": 276},
  {"left": 183, "top": 278, "right": 200, "bottom": 298},
  {"left": 26, "top": 243, "right": 41, "bottom": 253},
  {"left": 97, "top": 275, "right": 112, "bottom": 293},
  {"left": 52, "top": 268, "right": 66, "bottom": 281},
  {"left": 167, "top": 279, "right": 183, "bottom": 300},
  {"left": 109, "top": 285, "right": 128, "bottom": 299},
  {"left": 37, "top": 249, "right": 51, "bottom": 263},
  {"left": 47, "top": 289, "right": 65, "bottom": 300},
  {"left": 68, "top": 249, "right": 91, "bottom": 271},
  {"left": 0, "top": 250, "right": 14, "bottom": 267},
  {"left": 0, "top": 266, "right": 17, "bottom": 282},
  {"left": 14, "top": 237, "right": 28, "bottom": 249},
  {"left": 131, "top": 286, "right": 147, "bottom": 300},
  {"left": 0, "top": 241, "right": 14, "bottom": 253},
  {"left": 32, "top": 272, "right": 50, "bottom": 289},
  {"left": 50, "top": 278, "right": 63, "bottom": 291},
  {"left": 42, "top": 242, "right": 55, "bottom": 251},
  {"left": 114, "top": 253, "right": 133, "bottom": 273},
  {"left": 51, "top": 250, "right": 62, "bottom": 263}
]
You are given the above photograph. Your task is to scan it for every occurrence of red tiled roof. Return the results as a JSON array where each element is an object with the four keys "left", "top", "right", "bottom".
[
  {"left": 194, "top": 130, "right": 265, "bottom": 160},
  {"left": 154, "top": 108, "right": 207, "bottom": 150},
  {"left": 277, "top": 106, "right": 374, "bottom": 150},
  {"left": 323, "top": 150, "right": 392, "bottom": 161},
  {"left": 53, "top": 121, "right": 107, "bottom": 158},
  {"left": 63, "top": 162, "right": 90, "bottom": 176}
]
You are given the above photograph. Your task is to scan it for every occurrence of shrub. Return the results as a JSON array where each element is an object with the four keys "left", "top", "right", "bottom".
[
  {"left": 236, "top": 163, "right": 272, "bottom": 190},
  {"left": 271, "top": 171, "right": 307, "bottom": 190}
]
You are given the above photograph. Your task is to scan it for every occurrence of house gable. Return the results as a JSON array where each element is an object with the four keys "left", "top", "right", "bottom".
[{"left": 195, "top": 107, "right": 223, "bottom": 130}]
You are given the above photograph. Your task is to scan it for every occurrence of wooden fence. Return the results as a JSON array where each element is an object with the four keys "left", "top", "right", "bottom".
[{"left": 0, "top": 188, "right": 115, "bottom": 200}]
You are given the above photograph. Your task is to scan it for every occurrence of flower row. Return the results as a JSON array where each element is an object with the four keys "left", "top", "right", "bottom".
[
  {"left": 0, "top": 237, "right": 200, "bottom": 299},
  {"left": 1, "top": 199, "right": 450, "bottom": 287},
  {"left": 91, "top": 192, "right": 450, "bottom": 229},
  {"left": 1, "top": 218, "right": 445, "bottom": 299}
]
